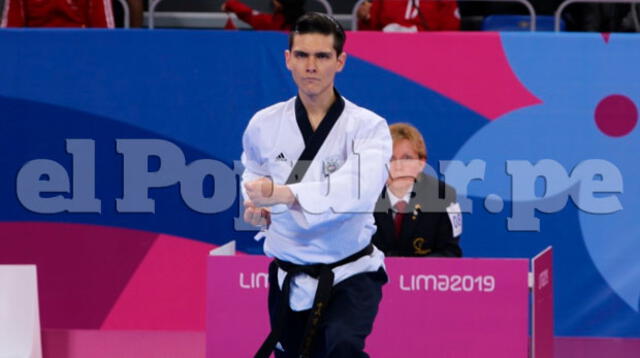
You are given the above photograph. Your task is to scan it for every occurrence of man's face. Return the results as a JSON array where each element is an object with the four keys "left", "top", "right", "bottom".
[
  {"left": 285, "top": 33, "right": 346, "bottom": 98},
  {"left": 388, "top": 139, "right": 425, "bottom": 184}
]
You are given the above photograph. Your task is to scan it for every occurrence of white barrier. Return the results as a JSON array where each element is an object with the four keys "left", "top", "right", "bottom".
[{"left": 0, "top": 265, "right": 42, "bottom": 358}]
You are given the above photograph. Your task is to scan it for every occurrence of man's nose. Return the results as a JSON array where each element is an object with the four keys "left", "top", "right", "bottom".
[{"left": 305, "top": 57, "right": 317, "bottom": 72}]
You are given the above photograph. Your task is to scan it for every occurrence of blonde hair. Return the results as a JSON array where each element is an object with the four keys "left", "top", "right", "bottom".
[{"left": 389, "top": 123, "right": 427, "bottom": 160}]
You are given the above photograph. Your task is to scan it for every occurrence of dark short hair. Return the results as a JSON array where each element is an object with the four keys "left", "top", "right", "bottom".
[{"left": 289, "top": 12, "right": 346, "bottom": 56}]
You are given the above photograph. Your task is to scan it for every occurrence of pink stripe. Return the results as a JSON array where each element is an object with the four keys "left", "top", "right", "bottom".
[
  {"left": 101, "top": 234, "right": 216, "bottom": 330},
  {"left": 42, "top": 329, "right": 204, "bottom": 358},
  {"left": 556, "top": 337, "right": 640, "bottom": 358},
  {"left": 0, "top": 222, "right": 159, "bottom": 329},
  {"left": 346, "top": 32, "right": 541, "bottom": 120}
]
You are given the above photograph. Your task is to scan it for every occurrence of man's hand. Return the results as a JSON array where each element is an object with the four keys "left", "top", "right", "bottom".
[
  {"left": 244, "top": 177, "right": 295, "bottom": 207},
  {"left": 244, "top": 177, "right": 275, "bottom": 206},
  {"left": 244, "top": 200, "right": 271, "bottom": 227}
]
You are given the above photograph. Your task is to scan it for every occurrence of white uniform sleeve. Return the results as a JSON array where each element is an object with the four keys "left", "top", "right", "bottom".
[
  {"left": 240, "top": 117, "right": 270, "bottom": 202},
  {"left": 287, "top": 117, "right": 392, "bottom": 229}
]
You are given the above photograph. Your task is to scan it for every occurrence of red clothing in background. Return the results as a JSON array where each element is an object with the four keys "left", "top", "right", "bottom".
[
  {"left": 223, "top": 0, "right": 289, "bottom": 31},
  {"left": 360, "top": 0, "right": 460, "bottom": 31},
  {"left": 1, "top": 0, "right": 115, "bottom": 28}
]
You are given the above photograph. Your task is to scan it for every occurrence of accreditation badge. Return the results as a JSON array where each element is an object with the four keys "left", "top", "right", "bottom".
[{"left": 446, "top": 202, "right": 463, "bottom": 237}]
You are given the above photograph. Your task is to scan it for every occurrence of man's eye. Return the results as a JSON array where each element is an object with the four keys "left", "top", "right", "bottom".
[
  {"left": 316, "top": 53, "right": 331, "bottom": 59},
  {"left": 295, "top": 52, "right": 308, "bottom": 58}
]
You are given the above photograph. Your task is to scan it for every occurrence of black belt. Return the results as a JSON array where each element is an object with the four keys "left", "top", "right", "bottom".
[{"left": 255, "top": 243, "right": 374, "bottom": 358}]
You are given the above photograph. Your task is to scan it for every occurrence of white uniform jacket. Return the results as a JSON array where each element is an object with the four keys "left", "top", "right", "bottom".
[{"left": 241, "top": 93, "right": 392, "bottom": 310}]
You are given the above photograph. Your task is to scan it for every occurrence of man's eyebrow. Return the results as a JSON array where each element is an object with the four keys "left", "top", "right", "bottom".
[
  {"left": 314, "top": 51, "right": 333, "bottom": 56},
  {"left": 292, "top": 50, "right": 334, "bottom": 56}
]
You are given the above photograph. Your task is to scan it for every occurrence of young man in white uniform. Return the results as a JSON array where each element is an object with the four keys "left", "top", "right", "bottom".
[{"left": 241, "top": 13, "right": 392, "bottom": 358}]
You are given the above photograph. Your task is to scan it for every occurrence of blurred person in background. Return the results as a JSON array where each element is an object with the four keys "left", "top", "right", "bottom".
[
  {"left": 357, "top": 0, "right": 460, "bottom": 32},
  {"left": 373, "top": 123, "right": 462, "bottom": 257},
  {"left": 569, "top": 3, "right": 639, "bottom": 32},
  {"left": 1, "top": 0, "right": 114, "bottom": 27},
  {"left": 127, "top": 0, "right": 143, "bottom": 27},
  {"left": 111, "top": 0, "right": 143, "bottom": 28},
  {"left": 221, "top": 0, "right": 306, "bottom": 30}
]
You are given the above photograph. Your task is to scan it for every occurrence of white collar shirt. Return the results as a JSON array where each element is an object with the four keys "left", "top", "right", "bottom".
[{"left": 386, "top": 185, "right": 413, "bottom": 217}]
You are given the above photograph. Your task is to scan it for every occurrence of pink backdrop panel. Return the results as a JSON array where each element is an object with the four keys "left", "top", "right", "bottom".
[
  {"left": 206, "top": 256, "right": 271, "bottom": 358},
  {"left": 206, "top": 256, "right": 529, "bottom": 357},
  {"left": 533, "top": 247, "right": 554, "bottom": 358},
  {"left": 370, "top": 258, "right": 529, "bottom": 357}
]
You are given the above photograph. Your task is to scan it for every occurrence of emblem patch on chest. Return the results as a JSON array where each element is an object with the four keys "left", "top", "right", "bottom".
[
  {"left": 322, "top": 155, "right": 343, "bottom": 177},
  {"left": 413, "top": 237, "right": 431, "bottom": 255}
]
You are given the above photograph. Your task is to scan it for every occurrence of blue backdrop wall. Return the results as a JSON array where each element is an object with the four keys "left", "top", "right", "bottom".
[{"left": 0, "top": 29, "right": 638, "bottom": 337}]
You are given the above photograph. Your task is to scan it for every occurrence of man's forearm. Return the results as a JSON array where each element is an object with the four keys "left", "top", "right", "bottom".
[{"left": 274, "top": 185, "right": 296, "bottom": 206}]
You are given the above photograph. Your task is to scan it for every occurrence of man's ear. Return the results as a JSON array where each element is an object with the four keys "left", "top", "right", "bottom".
[
  {"left": 336, "top": 51, "right": 347, "bottom": 72},
  {"left": 284, "top": 49, "right": 292, "bottom": 70}
]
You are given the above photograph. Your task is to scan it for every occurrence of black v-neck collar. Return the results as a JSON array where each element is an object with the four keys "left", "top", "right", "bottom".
[
  {"left": 294, "top": 88, "right": 345, "bottom": 148},
  {"left": 285, "top": 89, "right": 346, "bottom": 185}
]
